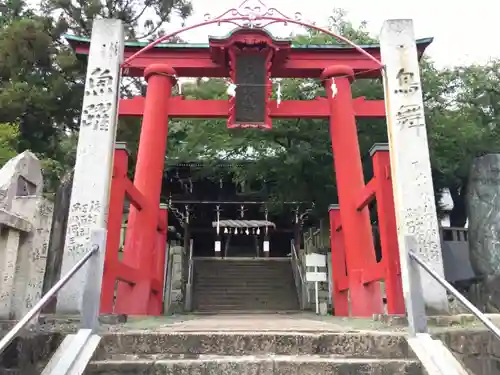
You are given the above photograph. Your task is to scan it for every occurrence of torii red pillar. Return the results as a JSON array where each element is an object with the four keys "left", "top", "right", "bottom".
[
  {"left": 322, "top": 65, "right": 383, "bottom": 316},
  {"left": 116, "top": 64, "right": 176, "bottom": 314}
]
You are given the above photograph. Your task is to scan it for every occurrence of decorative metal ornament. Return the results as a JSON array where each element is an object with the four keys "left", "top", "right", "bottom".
[{"left": 204, "top": 0, "right": 302, "bottom": 29}]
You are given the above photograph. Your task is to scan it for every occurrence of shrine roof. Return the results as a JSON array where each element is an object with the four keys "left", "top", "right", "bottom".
[{"left": 63, "top": 34, "right": 433, "bottom": 54}]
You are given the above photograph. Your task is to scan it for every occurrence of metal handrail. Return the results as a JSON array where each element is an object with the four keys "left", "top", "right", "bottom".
[
  {"left": 184, "top": 239, "right": 194, "bottom": 311},
  {"left": 291, "top": 241, "right": 310, "bottom": 307},
  {"left": 291, "top": 242, "right": 305, "bottom": 284},
  {"left": 0, "top": 244, "right": 98, "bottom": 355},
  {"left": 187, "top": 239, "right": 194, "bottom": 284},
  {"left": 409, "top": 250, "right": 500, "bottom": 341}
]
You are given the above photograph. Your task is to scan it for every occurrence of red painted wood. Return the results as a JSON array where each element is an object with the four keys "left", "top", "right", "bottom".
[
  {"left": 100, "top": 148, "right": 128, "bottom": 314},
  {"left": 361, "top": 262, "right": 386, "bottom": 284},
  {"left": 74, "top": 44, "right": 385, "bottom": 78},
  {"left": 90, "top": 25, "right": 413, "bottom": 317},
  {"left": 122, "top": 178, "right": 166, "bottom": 230},
  {"left": 355, "top": 178, "right": 377, "bottom": 211},
  {"left": 152, "top": 208, "right": 168, "bottom": 315},
  {"left": 323, "top": 66, "right": 383, "bottom": 317},
  {"left": 372, "top": 150, "right": 405, "bottom": 314},
  {"left": 329, "top": 207, "right": 349, "bottom": 316},
  {"left": 118, "top": 97, "right": 386, "bottom": 118},
  {"left": 116, "top": 65, "right": 175, "bottom": 315}
]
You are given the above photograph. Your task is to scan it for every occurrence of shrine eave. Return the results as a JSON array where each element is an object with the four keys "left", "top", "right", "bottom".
[{"left": 64, "top": 34, "right": 433, "bottom": 79}]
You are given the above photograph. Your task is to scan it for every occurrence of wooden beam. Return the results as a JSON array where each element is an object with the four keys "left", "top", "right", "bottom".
[
  {"left": 119, "top": 96, "right": 386, "bottom": 118},
  {"left": 67, "top": 35, "right": 432, "bottom": 79}
]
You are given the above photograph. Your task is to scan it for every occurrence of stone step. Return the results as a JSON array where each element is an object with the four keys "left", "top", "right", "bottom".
[
  {"left": 194, "top": 263, "right": 292, "bottom": 270},
  {"left": 195, "top": 268, "right": 293, "bottom": 273},
  {"left": 85, "top": 356, "right": 422, "bottom": 375},
  {"left": 193, "top": 290, "right": 298, "bottom": 300},
  {"left": 194, "top": 294, "right": 298, "bottom": 302},
  {"left": 93, "top": 332, "right": 414, "bottom": 359},
  {"left": 194, "top": 269, "right": 293, "bottom": 277},
  {"left": 195, "top": 279, "right": 294, "bottom": 285},
  {"left": 194, "top": 305, "right": 300, "bottom": 312},
  {"left": 195, "top": 274, "right": 294, "bottom": 279},
  {"left": 193, "top": 298, "right": 299, "bottom": 304}
]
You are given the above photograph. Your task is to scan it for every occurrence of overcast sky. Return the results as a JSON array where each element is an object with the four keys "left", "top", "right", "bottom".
[{"left": 162, "top": 0, "right": 498, "bottom": 68}]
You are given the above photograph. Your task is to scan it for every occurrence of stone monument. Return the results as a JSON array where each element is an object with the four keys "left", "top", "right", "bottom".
[
  {"left": 56, "top": 19, "right": 124, "bottom": 313},
  {"left": 0, "top": 151, "right": 53, "bottom": 319},
  {"left": 466, "top": 153, "right": 500, "bottom": 311},
  {"left": 380, "top": 19, "right": 448, "bottom": 313}
]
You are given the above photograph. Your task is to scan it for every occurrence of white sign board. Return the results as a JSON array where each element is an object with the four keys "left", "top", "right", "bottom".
[
  {"left": 214, "top": 240, "right": 221, "bottom": 253},
  {"left": 306, "top": 271, "right": 327, "bottom": 282},
  {"left": 263, "top": 240, "right": 270, "bottom": 253},
  {"left": 305, "top": 253, "right": 326, "bottom": 268}
]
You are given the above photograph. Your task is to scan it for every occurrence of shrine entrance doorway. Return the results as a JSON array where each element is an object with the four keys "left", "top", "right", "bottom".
[
  {"left": 215, "top": 220, "right": 275, "bottom": 258},
  {"left": 60, "top": 0, "right": 445, "bottom": 318}
]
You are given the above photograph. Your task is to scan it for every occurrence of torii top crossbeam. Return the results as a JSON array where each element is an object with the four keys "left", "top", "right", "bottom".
[
  {"left": 65, "top": 30, "right": 432, "bottom": 79},
  {"left": 65, "top": 29, "right": 431, "bottom": 125}
]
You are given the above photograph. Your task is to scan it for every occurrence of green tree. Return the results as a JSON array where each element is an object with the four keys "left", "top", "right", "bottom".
[
  {"left": 0, "top": 0, "right": 194, "bottom": 191},
  {"left": 0, "top": 3, "right": 82, "bottom": 177},
  {"left": 166, "top": 10, "right": 500, "bottom": 228},
  {"left": 0, "top": 123, "right": 20, "bottom": 166},
  {"left": 425, "top": 60, "right": 500, "bottom": 226},
  {"left": 41, "top": 0, "right": 192, "bottom": 40},
  {"left": 167, "top": 10, "right": 387, "bottom": 219}
]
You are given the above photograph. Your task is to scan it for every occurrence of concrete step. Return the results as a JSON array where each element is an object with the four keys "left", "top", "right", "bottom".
[
  {"left": 93, "top": 332, "right": 415, "bottom": 359},
  {"left": 86, "top": 356, "right": 422, "bottom": 374}
]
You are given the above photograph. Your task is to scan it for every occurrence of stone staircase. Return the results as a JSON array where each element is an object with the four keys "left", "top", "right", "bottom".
[
  {"left": 192, "top": 258, "right": 300, "bottom": 312},
  {"left": 84, "top": 331, "right": 423, "bottom": 374}
]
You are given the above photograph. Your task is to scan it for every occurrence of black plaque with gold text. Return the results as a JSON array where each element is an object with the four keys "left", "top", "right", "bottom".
[{"left": 234, "top": 53, "right": 267, "bottom": 124}]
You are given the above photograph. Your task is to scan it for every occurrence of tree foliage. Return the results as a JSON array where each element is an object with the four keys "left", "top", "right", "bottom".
[
  {"left": 0, "top": 123, "right": 20, "bottom": 167},
  {"left": 0, "top": 0, "right": 193, "bottom": 191},
  {"left": 41, "top": 0, "right": 192, "bottom": 40},
  {"left": 166, "top": 9, "right": 500, "bottom": 226}
]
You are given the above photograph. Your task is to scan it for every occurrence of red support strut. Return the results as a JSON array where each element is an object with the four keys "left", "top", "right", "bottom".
[
  {"left": 322, "top": 65, "right": 383, "bottom": 317},
  {"left": 101, "top": 144, "right": 128, "bottom": 314},
  {"left": 328, "top": 205, "right": 349, "bottom": 316},
  {"left": 371, "top": 146, "right": 405, "bottom": 314},
  {"left": 116, "top": 64, "right": 176, "bottom": 315}
]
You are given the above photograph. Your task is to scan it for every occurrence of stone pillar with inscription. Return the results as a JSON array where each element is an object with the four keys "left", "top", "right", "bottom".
[
  {"left": 56, "top": 19, "right": 124, "bottom": 313},
  {"left": 380, "top": 19, "right": 448, "bottom": 313},
  {"left": 322, "top": 65, "right": 383, "bottom": 317}
]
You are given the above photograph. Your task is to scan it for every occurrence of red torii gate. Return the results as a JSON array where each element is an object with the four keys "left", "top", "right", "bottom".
[{"left": 66, "top": 19, "right": 431, "bottom": 317}]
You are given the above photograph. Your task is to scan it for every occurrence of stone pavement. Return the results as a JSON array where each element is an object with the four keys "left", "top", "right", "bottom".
[{"left": 108, "top": 312, "right": 494, "bottom": 334}]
